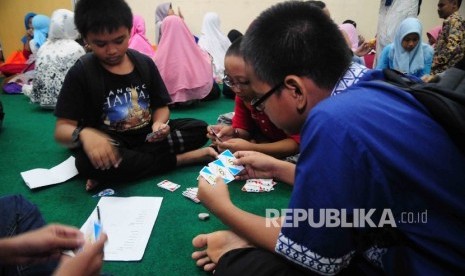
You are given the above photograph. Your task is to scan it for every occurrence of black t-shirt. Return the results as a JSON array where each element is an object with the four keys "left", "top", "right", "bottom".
[
  {"left": 55, "top": 51, "right": 171, "bottom": 133},
  {"left": 101, "top": 69, "right": 152, "bottom": 132}
]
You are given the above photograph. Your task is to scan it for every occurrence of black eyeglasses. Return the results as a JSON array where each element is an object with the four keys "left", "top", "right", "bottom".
[
  {"left": 250, "top": 82, "right": 284, "bottom": 111},
  {"left": 223, "top": 75, "right": 250, "bottom": 90}
]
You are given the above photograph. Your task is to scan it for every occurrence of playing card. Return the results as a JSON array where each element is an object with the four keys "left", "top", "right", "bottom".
[
  {"left": 242, "top": 178, "right": 276, "bottom": 193},
  {"left": 145, "top": 122, "right": 169, "bottom": 141},
  {"left": 246, "top": 179, "right": 276, "bottom": 187},
  {"left": 209, "top": 126, "right": 222, "bottom": 142},
  {"left": 217, "top": 150, "right": 244, "bottom": 175},
  {"left": 208, "top": 160, "right": 235, "bottom": 183},
  {"left": 199, "top": 166, "right": 217, "bottom": 185},
  {"left": 182, "top": 187, "right": 200, "bottom": 203},
  {"left": 157, "top": 180, "right": 181, "bottom": 192}
]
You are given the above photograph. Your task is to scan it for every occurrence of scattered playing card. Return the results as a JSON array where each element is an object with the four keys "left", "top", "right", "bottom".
[
  {"left": 182, "top": 187, "right": 200, "bottom": 203},
  {"left": 242, "top": 179, "right": 277, "bottom": 193},
  {"left": 157, "top": 180, "right": 181, "bottom": 192}
]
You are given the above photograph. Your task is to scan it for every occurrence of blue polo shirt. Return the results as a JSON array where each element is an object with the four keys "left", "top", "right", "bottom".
[{"left": 277, "top": 70, "right": 465, "bottom": 275}]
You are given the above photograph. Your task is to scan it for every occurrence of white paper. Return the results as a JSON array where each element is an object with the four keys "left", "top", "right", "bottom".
[
  {"left": 20, "top": 156, "right": 78, "bottom": 189},
  {"left": 81, "top": 197, "right": 163, "bottom": 261}
]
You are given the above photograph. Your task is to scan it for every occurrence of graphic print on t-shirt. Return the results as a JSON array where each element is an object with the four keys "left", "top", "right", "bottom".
[{"left": 102, "top": 71, "right": 152, "bottom": 132}]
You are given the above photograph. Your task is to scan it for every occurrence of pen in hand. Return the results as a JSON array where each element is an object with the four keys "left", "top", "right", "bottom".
[
  {"left": 97, "top": 205, "right": 101, "bottom": 224},
  {"left": 94, "top": 205, "right": 103, "bottom": 241}
]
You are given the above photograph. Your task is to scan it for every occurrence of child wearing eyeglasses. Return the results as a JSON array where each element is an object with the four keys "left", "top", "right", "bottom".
[{"left": 207, "top": 37, "right": 300, "bottom": 160}]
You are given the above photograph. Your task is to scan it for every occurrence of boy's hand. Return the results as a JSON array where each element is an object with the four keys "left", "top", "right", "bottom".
[
  {"left": 80, "top": 128, "right": 121, "bottom": 170},
  {"left": 147, "top": 121, "right": 170, "bottom": 142},
  {"left": 197, "top": 177, "right": 232, "bottom": 215},
  {"left": 207, "top": 125, "right": 234, "bottom": 143},
  {"left": 234, "top": 151, "right": 278, "bottom": 180},
  {"left": 216, "top": 138, "right": 253, "bottom": 153},
  {"left": 1, "top": 224, "right": 84, "bottom": 265},
  {"left": 54, "top": 233, "right": 107, "bottom": 276}
]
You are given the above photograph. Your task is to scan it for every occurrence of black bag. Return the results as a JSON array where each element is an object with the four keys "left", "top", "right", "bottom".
[
  {"left": 0, "top": 100, "right": 4, "bottom": 129},
  {"left": 382, "top": 68, "right": 465, "bottom": 155}
]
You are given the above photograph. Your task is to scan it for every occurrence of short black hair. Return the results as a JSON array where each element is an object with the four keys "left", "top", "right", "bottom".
[
  {"left": 241, "top": 1, "right": 351, "bottom": 90},
  {"left": 75, "top": 0, "right": 133, "bottom": 38},
  {"left": 343, "top": 19, "right": 357, "bottom": 28},
  {"left": 305, "top": 0, "right": 326, "bottom": 9},
  {"left": 226, "top": 36, "right": 243, "bottom": 57}
]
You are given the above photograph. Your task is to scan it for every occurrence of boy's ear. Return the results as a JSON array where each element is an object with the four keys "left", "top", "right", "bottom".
[{"left": 284, "top": 76, "right": 307, "bottom": 114}]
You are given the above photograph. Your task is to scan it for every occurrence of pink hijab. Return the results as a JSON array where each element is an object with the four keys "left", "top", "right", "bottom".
[
  {"left": 427, "top": 25, "right": 442, "bottom": 46},
  {"left": 154, "top": 16, "right": 212, "bottom": 103},
  {"left": 128, "top": 15, "right": 155, "bottom": 58},
  {"left": 339, "top": 23, "right": 359, "bottom": 51}
]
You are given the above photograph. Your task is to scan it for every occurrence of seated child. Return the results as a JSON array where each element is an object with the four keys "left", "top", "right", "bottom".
[
  {"left": 376, "top": 17, "right": 434, "bottom": 78},
  {"left": 30, "top": 9, "right": 86, "bottom": 109},
  {"left": 154, "top": 15, "right": 219, "bottom": 106},
  {"left": 208, "top": 37, "right": 300, "bottom": 159},
  {"left": 128, "top": 15, "right": 155, "bottom": 58},
  {"left": 54, "top": 0, "right": 216, "bottom": 191}
]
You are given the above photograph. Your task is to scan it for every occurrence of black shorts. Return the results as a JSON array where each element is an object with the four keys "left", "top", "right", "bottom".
[{"left": 215, "top": 248, "right": 314, "bottom": 276}]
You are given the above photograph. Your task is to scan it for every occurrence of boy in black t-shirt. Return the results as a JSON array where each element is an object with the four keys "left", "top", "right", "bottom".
[{"left": 54, "top": 0, "right": 216, "bottom": 191}]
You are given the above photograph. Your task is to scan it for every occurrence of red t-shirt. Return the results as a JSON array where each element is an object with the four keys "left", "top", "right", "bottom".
[{"left": 232, "top": 96, "right": 300, "bottom": 143}]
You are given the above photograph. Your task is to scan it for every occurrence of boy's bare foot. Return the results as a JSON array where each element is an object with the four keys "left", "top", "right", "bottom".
[
  {"left": 177, "top": 147, "right": 218, "bottom": 166},
  {"left": 85, "top": 179, "right": 100, "bottom": 191},
  {"left": 192, "top": 230, "right": 253, "bottom": 272}
]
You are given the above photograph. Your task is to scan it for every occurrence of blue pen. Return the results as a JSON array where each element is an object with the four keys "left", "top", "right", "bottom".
[{"left": 94, "top": 206, "right": 102, "bottom": 241}]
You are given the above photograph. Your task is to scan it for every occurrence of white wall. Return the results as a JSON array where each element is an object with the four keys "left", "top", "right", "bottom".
[{"left": 126, "top": 0, "right": 464, "bottom": 44}]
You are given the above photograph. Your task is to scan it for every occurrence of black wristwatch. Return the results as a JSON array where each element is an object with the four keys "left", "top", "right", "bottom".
[{"left": 71, "top": 126, "right": 84, "bottom": 146}]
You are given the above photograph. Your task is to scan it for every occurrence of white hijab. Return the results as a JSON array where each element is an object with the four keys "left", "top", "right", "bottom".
[
  {"left": 197, "top": 12, "right": 231, "bottom": 81},
  {"left": 48, "top": 9, "right": 79, "bottom": 41}
]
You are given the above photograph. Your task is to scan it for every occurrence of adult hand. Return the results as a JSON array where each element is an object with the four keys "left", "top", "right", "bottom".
[
  {"left": 234, "top": 151, "right": 279, "bottom": 180},
  {"left": 1, "top": 224, "right": 84, "bottom": 265},
  {"left": 54, "top": 233, "right": 107, "bottom": 276},
  {"left": 80, "top": 128, "right": 121, "bottom": 170},
  {"left": 197, "top": 177, "right": 232, "bottom": 215}
]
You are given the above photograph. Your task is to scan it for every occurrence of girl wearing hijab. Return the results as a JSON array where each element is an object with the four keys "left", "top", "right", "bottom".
[
  {"left": 22, "top": 12, "right": 37, "bottom": 57},
  {"left": 30, "top": 9, "right": 85, "bottom": 109},
  {"left": 198, "top": 12, "right": 231, "bottom": 83},
  {"left": 29, "top": 15, "right": 51, "bottom": 55},
  {"left": 129, "top": 15, "right": 155, "bottom": 58},
  {"left": 426, "top": 25, "right": 442, "bottom": 48},
  {"left": 376, "top": 17, "right": 433, "bottom": 78},
  {"left": 0, "top": 12, "right": 36, "bottom": 76},
  {"left": 154, "top": 16, "right": 217, "bottom": 106},
  {"left": 339, "top": 23, "right": 359, "bottom": 51},
  {"left": 155, "top": 2, "right": 172, "bottom": 43},
  {"left": 1, "top": 14, "right": 50, "bottom": 93}
]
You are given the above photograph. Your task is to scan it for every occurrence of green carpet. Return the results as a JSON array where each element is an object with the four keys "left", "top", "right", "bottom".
[{"left": 0, "top": 90, "right": 292, "bottom": 275}]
